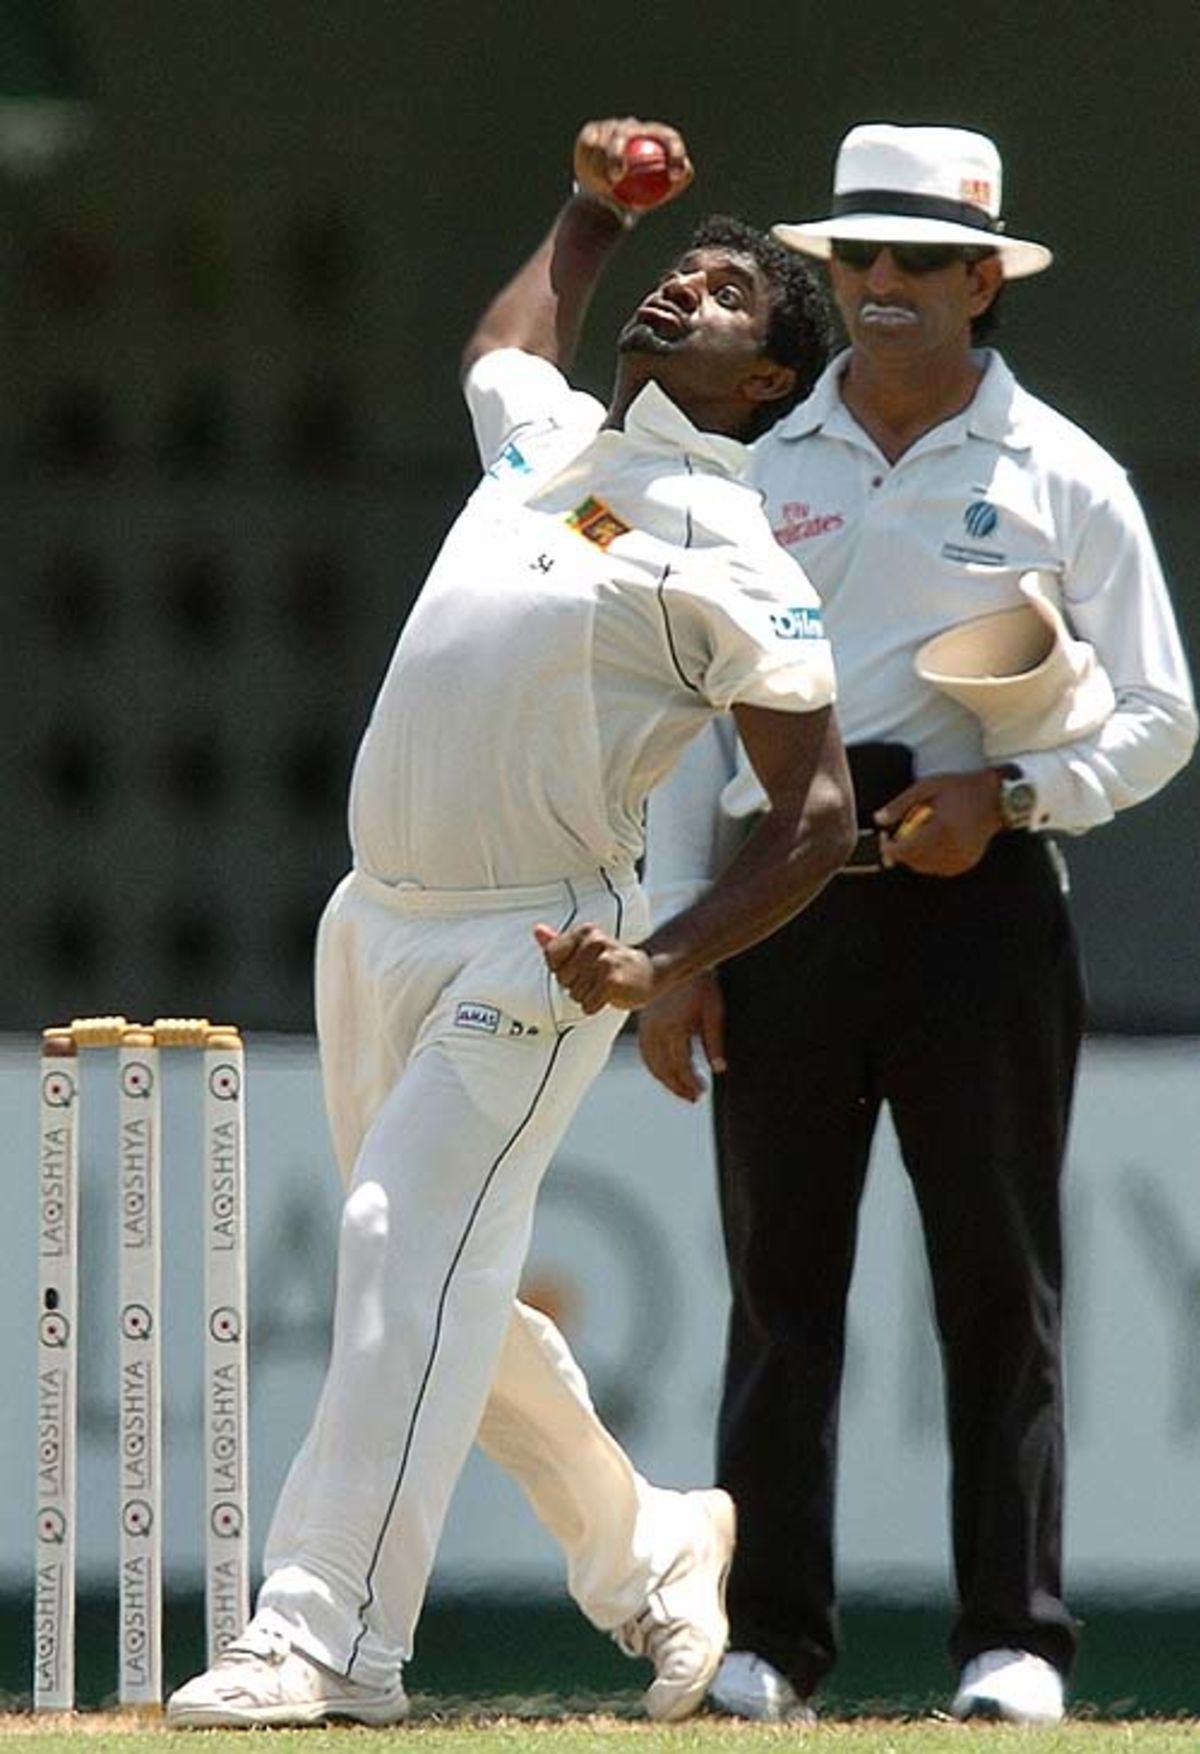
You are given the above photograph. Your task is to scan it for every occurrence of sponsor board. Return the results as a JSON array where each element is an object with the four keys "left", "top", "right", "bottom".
[{"left": 2, "top": 1035, "right": 1199, "bottom": 1597}]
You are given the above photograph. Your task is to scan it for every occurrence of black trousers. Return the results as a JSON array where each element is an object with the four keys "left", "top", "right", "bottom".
[{"left": 713, "top": 831, "right": 1084, "bottom": 1695}]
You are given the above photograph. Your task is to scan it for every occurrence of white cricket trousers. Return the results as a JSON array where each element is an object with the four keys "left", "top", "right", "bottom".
[{"left": 258, "top": 867, "right": 687, "bottom": 1687}]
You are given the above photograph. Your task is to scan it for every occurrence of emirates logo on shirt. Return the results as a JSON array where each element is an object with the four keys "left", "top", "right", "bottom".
[
  {"left": 771, "top": 501, "right": 845, "bottom": 546},
  {"left": 566, "top": 496, "right": 631, "bottom": 549}
]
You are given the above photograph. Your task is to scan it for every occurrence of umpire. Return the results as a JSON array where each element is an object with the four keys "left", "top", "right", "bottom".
[{"left": 639, "top": 122, "right": 1197, "bottom": 1724}]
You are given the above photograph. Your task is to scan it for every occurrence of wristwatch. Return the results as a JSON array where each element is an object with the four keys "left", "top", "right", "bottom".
[{"left": 996, "top": 763, "right": 1038, "bottom": 832}]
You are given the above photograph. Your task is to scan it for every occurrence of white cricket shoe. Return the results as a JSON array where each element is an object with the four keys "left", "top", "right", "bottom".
[
  {"left": 951, "top": 1648, "right": 1066, "bottom": 1724},
  {"left": 165, "top": 1608, "right": 410, "bottom": 1728},
  {"left": 710, "top": 1648, "right": 816, "bottom": 1721},
  {"left": 613, "top": 1487, "right": 736, "bottom": 1721}
]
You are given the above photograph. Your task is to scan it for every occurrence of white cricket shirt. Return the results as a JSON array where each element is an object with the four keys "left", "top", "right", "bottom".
[
  {"left": 347, "top": 348, "right": 835, "bottom": 889},
  {"left": 644, "top": 348, "right": 1196, "bottom": 919},
  {"left": 750, "top": 349, "right": 1196, "bottom": 833}
]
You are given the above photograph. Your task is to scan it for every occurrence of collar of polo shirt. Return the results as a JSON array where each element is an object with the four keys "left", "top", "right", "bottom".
[
  {"left": 621, "top": 380, "right": 752, "bottom": 478},
  {"left": 767, "top": 348, "right": 1042, "bottom": 454}
]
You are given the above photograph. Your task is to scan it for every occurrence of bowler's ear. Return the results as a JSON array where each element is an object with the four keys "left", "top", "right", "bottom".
[{"left": 743, "top": 358, "right": 797, "bottom": 408}]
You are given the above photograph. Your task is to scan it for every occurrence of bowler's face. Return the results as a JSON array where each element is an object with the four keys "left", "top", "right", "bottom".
[{"left": 618, "top": 248, "right": 774, "bottom": 376}]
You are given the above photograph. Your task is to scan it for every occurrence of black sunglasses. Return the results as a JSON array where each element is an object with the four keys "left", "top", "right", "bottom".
[{"left": 830, "top": 239, "right": 990, "bottom": 274}]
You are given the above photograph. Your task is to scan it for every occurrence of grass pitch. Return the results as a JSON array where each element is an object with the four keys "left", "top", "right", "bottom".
[{"left": 1, "top": 1705, "right": 1199, "bottom": 1754}]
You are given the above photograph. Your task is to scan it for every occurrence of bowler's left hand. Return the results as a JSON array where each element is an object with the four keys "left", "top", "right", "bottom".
[{"left": 533, "top": 921, "right": 656, "bottom": 1013}]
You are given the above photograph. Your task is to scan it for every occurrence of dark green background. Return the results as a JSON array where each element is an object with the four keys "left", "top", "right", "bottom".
[
  {"left": 3, "top": 0, "right": 1197, "bottom": 1715},
  {"left": 1, "top": 0, "right": 1196, "bottom": 1033},
  {"left": 3, "top": 1590, "right": 1200, "bottom": 1716}
]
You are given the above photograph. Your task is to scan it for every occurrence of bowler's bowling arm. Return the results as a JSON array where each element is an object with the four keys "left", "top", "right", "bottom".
[{"left": 461, "top": 187, "right": 629, "bottom": 380}]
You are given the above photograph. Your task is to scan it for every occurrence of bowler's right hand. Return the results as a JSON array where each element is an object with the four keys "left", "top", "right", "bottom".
[
  {"left": 637, "top": 972, "right": 725, "bottom": 1103},
  {"left": 573, "top": 117, "right": 694, "bottom": 213}
]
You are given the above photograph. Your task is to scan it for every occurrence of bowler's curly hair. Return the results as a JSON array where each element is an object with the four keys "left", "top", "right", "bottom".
[{"left": 687, "top": 214, "right": 835, "bottom": 438}]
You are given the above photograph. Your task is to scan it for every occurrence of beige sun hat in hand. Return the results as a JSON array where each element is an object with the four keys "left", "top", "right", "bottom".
[{"left": 914, "top": 571, "right": 1116, "bottom": 759}]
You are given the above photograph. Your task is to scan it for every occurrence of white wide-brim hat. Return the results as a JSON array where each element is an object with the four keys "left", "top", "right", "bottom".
[
  {"left": 914, "top": 572, "right": 1114, "bottom": 759},
  {"left": 773, "top": 123, "right": 1052, "bottom": 280}
]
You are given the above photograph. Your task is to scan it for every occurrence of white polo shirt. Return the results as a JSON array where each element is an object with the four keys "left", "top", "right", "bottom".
[
  {"left": 347, "top": 348, "right": 835, "bottom": 890},
  {"left": 750, "top": 349, "right": 1196, "bottom": 833}
]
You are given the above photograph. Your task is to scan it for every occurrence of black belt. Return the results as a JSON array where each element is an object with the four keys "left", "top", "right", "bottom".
[
  {"left": 841, "top": 826, "right": 892, "bottom": 874},
  {"left": 838, "top": 743, "right": 915, "bottom": 875},
  {"left": 839, "top": 821, "right": 1046, "bottom": 878}
]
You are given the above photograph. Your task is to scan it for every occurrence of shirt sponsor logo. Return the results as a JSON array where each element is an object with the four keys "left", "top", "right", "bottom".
[
  {"left": 771, "top": 501, "right": 845, "bottom": 545},
  {"left": 770, "top": 606, "right": 824, "bottom": 641},
  {"left": 941, "top": 542, "right": 1006, "bottom": 565},
  {"left": 454, "top": 1002, "right": 501, "bottom": 1035},
  {"left": 963, "top": 499, "right": 999, "bottom": 538},
  {"left": 489, "top": 441, "right": 531, "bottom": 478},
  {"left": 566, "top": 496, "right": 631, "bottom": 549}
]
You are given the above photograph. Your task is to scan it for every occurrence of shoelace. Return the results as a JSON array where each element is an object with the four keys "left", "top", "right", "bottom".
[
  {"left": 223, "top": 1619, "right": 292, "bottom": 1665},
  {"left": 614, "top": 1604, "right": 655, "bottom": 1660},
  {"left": 614, "top": 1594, "right": 680, "bottom": 1662}
]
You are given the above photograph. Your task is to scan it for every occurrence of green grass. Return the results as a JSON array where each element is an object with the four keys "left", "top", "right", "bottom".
[
  {"left": 12, "top": 1597, "right": 1198, "bottom": 1722},
  {"left": 1, "top": 1711, "right": 1200, "bottom": 1754},
  {"left": 4, "top": 1593, "right": 1199, "bottom": 1747}
]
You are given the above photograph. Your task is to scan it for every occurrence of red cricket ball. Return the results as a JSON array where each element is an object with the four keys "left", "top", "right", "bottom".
[{"left": 610, "top": 135, "right": 672, "bottom": 210}]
